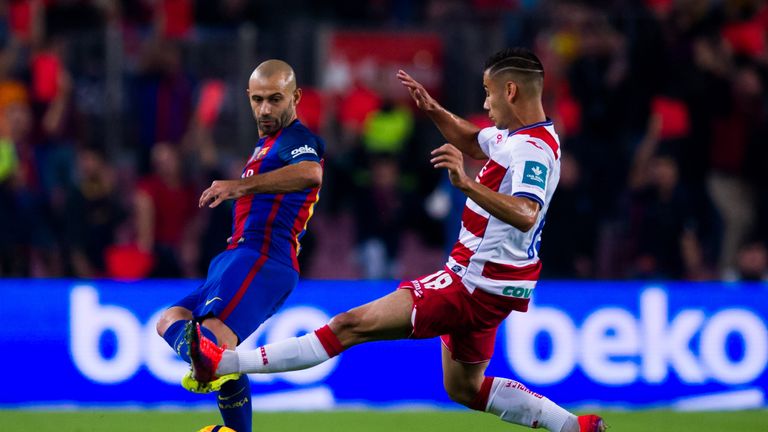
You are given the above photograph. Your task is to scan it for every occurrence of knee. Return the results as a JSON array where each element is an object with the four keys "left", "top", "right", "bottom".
[
  {"left": 443, "top": 378, "right": 482, "bottom": 408},
  {"left": 155, "top": 308, "right": 190, "bottom": 337},
  {"left": 156, "top": 312, "right": 174, "bottom": 337},
  {"left": 329, "top": 310, "right": 363, "bottom": 338}
]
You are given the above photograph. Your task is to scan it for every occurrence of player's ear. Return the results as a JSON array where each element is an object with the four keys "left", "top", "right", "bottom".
[
  {"left": 293, "top": 87, "right": 302, "bottom": 106},
  {"left": 505, "top": 81, "right": 517, "bottom": 102}
]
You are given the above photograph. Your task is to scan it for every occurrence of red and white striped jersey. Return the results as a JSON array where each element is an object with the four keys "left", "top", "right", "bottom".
[{"left": 445, "top": 120, "right": 561, "bottom": 299}]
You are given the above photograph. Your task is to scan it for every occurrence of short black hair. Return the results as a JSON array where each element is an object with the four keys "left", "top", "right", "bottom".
[{"left": 484, "top": 47, "right": 544, "bottom": 77}]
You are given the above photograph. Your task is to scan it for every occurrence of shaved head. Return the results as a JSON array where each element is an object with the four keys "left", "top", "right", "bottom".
[
  {"left": 484, "top": 48, "right": 544, "bottom": 99},
  {"left": 247, "top": 59, "right": 301, "bottom": 136},
  {"left": 250, "top": 59, "right": 297, "bottom": 92},
  {"left": 481, "top": 48, "right": 546, "bottom": 130}
]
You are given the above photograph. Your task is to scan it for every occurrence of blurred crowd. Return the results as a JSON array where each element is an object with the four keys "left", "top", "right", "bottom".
[{"left": 0, "top": 0, "right": 766, "bottom": 282}]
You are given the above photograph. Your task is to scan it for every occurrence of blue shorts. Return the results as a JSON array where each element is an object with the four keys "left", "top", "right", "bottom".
[{"left": 173, "top": 247, "right": 298, "bottom": 344}]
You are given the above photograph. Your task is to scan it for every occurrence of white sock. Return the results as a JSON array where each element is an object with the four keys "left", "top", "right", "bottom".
[
  {"left": 486, "top": 378, "right": 576, "bottom": 431},
  {"left": 216, "top": 332, "right": 330, "bottom": 375}
]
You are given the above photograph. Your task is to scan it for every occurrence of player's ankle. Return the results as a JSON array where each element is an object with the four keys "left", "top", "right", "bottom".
[{"left": 217, "top": 349, "right": 239, "bottom": 375}]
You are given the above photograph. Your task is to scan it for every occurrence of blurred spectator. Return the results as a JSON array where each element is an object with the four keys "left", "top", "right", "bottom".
[
  {"left": 194, "top": 0, "right": 259, "bottom": 28},
  {"left": 735, "top": 241, "right": 768, "bottom": 282},
  {"left": 426, "top": 155, "right": 486, "bottom": 256},
  {"left": 156, "top": 0, "right": 193, "bottom": 39},
  {"left": 706, "top": 60, "right": 766, "bottom": 277},
  {"left": 132, "top": 38, "right": 194, "bottom": 172},
  {"left": 353, "top": 154, "right": 405, "bottom": 279},
  {"left": 64, "top": 146, "right": 126, "bottom": 277},
  {"left": 0, "top": 77, "right": 56, "bottom": 276},
  {"left": 296, "top": 86, "right": 325, "bottom": 134},
  {"left": 627, "top": 117, "right": 704, "bottom": 279},
  {"left": 182, "top": 124, "right": 232, "bottom": 275},
  {"left": 540, "top": 153, "right": 597, "bottom": 279},
  {"left": 336, "top": 81, "right": 380, "bottom": 149},
  {"left": 361, "top": 98, "right": 413, "bottom": 154},
  {"left": 134, "top": 141, "right": 199, "bottom": 277}
]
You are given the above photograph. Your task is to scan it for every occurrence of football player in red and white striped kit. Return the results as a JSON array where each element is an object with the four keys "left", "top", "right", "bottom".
[{"left": 187, "top": 48, "right": 605, "bottom": 432}]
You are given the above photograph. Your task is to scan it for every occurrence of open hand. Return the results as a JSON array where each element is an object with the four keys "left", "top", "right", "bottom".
[
  {"left": 199, "top": 180, "right": 243, "bottom": 208},
  {"left": 397, "top": 70, "right": 439, "bottom": 112},
  {"left": 431, "top": 144, "right": 470, "bottom": 190}
]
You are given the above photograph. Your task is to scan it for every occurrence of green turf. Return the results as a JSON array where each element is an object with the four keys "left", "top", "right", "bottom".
[{"left": 0, "top": 409, "right": 766, "bottom": 432}]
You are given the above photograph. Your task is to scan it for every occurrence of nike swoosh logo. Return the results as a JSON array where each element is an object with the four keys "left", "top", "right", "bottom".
[
  {"left": 205, "top": 297, "right": 223, "bottom": 306},
  {"left": 218, "top": 386, "right": 245, "bottom": 401}
]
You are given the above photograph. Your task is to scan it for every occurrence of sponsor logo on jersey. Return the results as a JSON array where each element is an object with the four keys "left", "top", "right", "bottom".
[
  {"left": 522, "top": 161, "right": 547, "bottom": 189},
  {"left": 502, "top": 286, "right": 534, "bottom": 298},
  {"left": 291, "top": 145, "right": 318, "bottom": 158}
]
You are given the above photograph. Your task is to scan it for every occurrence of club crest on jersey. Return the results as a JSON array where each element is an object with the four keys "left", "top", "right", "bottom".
[
  {"left": 522, "top": 161, "right": 547, "bottom": 189},
  {"left": 291, "top": 145, "right": 317, "bottom": 158},
  {"left": 250, "top": 146, "right": 269, "bottom": 162}
]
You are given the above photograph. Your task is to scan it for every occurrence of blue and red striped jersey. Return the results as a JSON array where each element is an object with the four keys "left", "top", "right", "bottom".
[{"left": 229, "top": 119, "right": 324, "bottom": 272}]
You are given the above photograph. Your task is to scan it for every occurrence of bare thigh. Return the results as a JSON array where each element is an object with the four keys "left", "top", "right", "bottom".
[
  {"left": 329, "top": 289, "right": 414, "bottom": 347},
  {"left": 441, "top": 344, "right": 489, "bottom": 406}
]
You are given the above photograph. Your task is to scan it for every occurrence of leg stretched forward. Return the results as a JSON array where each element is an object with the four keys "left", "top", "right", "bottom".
[{"left": 192, "top": 289, "right": 415, "bottom": 377}]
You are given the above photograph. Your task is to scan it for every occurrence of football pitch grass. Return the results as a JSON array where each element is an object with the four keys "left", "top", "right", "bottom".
[{"left": 1, "top": 410, "right": 767, "bottom": 432}]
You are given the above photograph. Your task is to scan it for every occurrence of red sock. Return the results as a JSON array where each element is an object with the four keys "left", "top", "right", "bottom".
[
  {"left": 469, "top": 376, "right": 495, "bottom": 411},
  {"left": 314, "top": 324, "right": 344, "bottom": 357}
]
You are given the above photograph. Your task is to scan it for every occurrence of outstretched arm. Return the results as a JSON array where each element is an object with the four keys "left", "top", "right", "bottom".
[
  {"left": 397, "top": 70, "right": 486, "bottom": 160},
  {"left": 199, "top": 160, "right": 322, "bottom": 208},
  {"left": 431, "top": 144, "right": 539, "bottom": 232}
]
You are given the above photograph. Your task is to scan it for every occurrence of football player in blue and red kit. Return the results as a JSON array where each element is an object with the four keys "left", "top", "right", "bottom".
[{"left": 155, "top": 59, "right": 324, "bottom": 432}]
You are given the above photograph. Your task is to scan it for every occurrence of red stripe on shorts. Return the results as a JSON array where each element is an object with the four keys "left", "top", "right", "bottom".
[{"left": 219, "top": 254, "right": 267, "bottom": 321}]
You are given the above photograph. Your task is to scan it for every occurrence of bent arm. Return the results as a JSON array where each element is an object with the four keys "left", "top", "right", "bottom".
[
  {"left": 240, "top": 160, "right": 322, "bottom": 194},
  {"left": 459, "top": 181, "right": 540, "bottom": 232},
  {"left": 199, "top": 161, "right": 322, "bottom": 208},
  {"left": 426, "top": 108, "right": 486, "bottom": 160},
  {"left": 397, "top": 70, "right": 486, "bottom": 159}
]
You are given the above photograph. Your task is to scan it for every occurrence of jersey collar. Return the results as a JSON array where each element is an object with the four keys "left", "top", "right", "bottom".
[{"left": 507, "top": 117, "right": 553, "bottom": 135}]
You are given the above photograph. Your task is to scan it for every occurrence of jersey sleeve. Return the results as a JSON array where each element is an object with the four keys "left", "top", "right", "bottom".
[
  {"left": 277, "top": 130, "right": 324, "bottom": 165},
  {"left": 509, "top": 140, "right": 553, "bottom": 207},
  {"left": 476, "top": 126, "right": 501, "bottom": 158}
]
